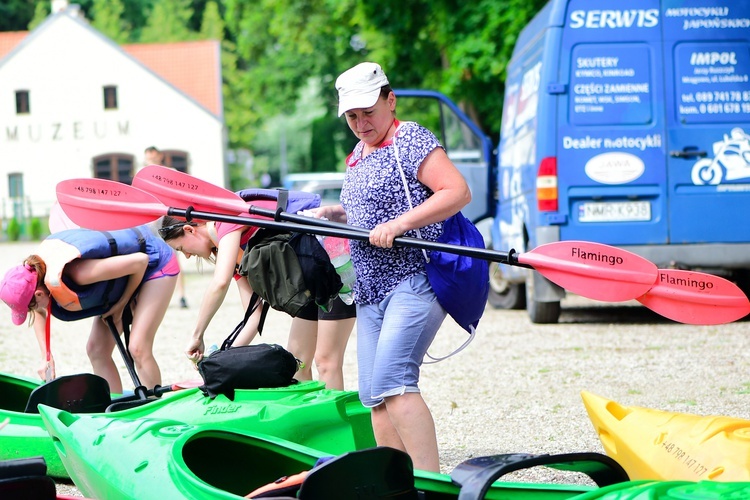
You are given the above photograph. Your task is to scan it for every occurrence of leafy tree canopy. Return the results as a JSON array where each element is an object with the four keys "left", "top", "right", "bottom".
[{"left": 5, "top": 0, "right": 545, "bottom": 182}]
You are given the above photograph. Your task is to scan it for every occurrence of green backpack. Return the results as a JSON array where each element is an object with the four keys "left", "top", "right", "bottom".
[{"left": 239, "top": 229, "right": 343, "bottom": 318}]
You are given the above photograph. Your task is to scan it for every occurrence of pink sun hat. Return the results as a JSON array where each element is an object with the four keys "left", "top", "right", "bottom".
[{"left": 0, "top": 264, "right": 37, "bottom": 325}]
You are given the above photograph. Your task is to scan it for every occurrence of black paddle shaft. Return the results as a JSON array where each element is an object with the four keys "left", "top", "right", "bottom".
[
  {"left": 104, "top": 317, "right": 148, "bottom": 400},
  {"left": 169, "top": 207, "right": 530, "bottom": 268}
]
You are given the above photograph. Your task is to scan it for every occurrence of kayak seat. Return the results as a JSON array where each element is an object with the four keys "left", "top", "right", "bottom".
[
  {"left": 0, "top": 457, "right": 56, "bottom": 499},
  {"left": 297, "top": 446, "right": 418, "bottom": 499},
  {"left": 24, "top": 373, "right": 112, "bottom": 414},
  {"left": 451, "top": 452, "right": 630, "bottom": 499}
]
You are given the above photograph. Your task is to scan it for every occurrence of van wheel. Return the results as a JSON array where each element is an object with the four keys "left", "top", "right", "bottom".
[
  {"left": 527, "top": 300, "right": 561, "bottom": 324},
  {"left": 487, "top": 261, "right": 526, "bottom": 309},
  {"left": 526, "top": 281, "right": 560, "bottom": 324}
]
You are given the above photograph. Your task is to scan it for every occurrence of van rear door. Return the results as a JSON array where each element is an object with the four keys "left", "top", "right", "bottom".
[
  {"left": 663, "top": 1, "right": 750, "bottom": 245},
  {"left": 557, "top": 0, "right": 668, "bottom": 245}
]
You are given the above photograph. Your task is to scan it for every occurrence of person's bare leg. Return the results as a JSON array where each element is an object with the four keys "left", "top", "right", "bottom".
[
  {"left": 384, "top": 393, "right": 440, "bottom": 472},
  {"left": 370, "top": 403, "right": 406, "bottom": 452},
  {"left": 126, "top": 276, "right": 177, "bottom": 388},
  {"left": 286, "top": 318, "right": 317, "bottom": 381},
  {"left": 314, "top": 318, "right": 354, "bottom": 390},
  {"left": 86, "top": 320, "right": 121, "bottom": 393},
  {"left": 176, "top": 260, "right": 188, "bottom": 308}
]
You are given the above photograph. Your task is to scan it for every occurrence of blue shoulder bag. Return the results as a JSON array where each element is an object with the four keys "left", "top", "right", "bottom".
[{"left": 394, "top": 126, "right": 489, "bottom": 361}]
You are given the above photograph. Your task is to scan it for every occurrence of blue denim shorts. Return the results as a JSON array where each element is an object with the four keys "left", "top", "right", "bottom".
[{"left": 355, "top": 273, "right": 447, "bottom": 408}]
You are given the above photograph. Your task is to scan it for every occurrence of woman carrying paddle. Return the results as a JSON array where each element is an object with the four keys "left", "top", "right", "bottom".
[
  {"left": 312, "top": 62, "right": 471, "bottom": 472},
  {"left": 157, "top": 215, "right": 355, "bottom": 390},
  {"left": 0, "top": 226, "right": 178, "bottom": 393}
]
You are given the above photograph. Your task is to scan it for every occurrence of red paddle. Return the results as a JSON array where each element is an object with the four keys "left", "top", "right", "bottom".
[
  {"left": 57, "top": 177, "right": 657, "bottom": 304},
  {"left": 637, "top": 269, "right": 750, "bottom": 325},
  {"left": 55, "top": 177, "right": 750, "bottom": 324},
  {"left": 132, "top": 167, "right": 659, "bottom": 302}
]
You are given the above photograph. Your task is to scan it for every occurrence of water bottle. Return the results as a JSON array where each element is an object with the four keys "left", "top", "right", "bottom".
[
  {"left": 205, "top": 344, "right": 219, "bottom": 357},
  {"left": 318, "top": 235, "right": 355, "bottom": 305}
]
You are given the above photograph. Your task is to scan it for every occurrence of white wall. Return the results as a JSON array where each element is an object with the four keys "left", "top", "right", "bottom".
[{"left": 0, "top": 11, "right": 225, "bottom": 220}]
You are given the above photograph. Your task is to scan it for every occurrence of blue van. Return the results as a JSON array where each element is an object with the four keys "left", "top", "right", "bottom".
[
  {"left": 398, "top": 0, "right": 750, "bottom": 323},
  {"left": 496, "top": 0, "right": 750, "bottom": 322}
]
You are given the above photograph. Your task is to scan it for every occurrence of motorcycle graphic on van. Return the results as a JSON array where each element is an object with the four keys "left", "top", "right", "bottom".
[{"left": 691, "top": 127, "right": 750, "bottom": 185}]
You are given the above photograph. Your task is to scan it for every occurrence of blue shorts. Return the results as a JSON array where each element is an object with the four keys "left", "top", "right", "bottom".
[{"left": 356, "top": 273, "right": 447, "bottom": 408}]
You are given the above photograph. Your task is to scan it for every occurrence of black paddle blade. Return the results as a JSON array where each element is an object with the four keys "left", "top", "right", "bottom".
[{"left": 24, "top": 373, "right": 112, "bottom": 414}]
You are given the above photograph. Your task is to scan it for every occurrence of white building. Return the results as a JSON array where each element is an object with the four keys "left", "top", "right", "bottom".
[{"left": 0, "top": 3, "right": 225, "bottom": 228}]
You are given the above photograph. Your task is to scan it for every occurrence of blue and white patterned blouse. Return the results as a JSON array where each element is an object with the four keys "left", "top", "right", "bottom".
[{"left": 340, "top": 121, "right": 444, "bottom": 304}]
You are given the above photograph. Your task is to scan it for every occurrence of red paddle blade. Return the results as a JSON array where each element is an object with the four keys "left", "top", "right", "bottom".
[
  {"left": 134, "top": 165, "right": 248, "bottom": 214},
  {"left": 171, "top": 378, "right": 204, "bottom": 390},
  {"left": 518, "top": 241, "right": 658, "bottom": 302},
  {"left": 48, "top": 200, "right": 79, "bottom": 233},
  {"left": 637, "top": 269, "right": 750, "bottom": 325},
  {"left": 56, "top": 178, "right": 167, "bottom": 230}
]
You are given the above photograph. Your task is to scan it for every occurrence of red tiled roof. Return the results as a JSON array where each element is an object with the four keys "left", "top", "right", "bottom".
[
  {"left": 0, "top": 31, "right": 27, "bottom": 60},
  {"left": 0, "top": 31, "right": 222, "bottom": 117},
  {"left": 123, "top": 40, "right": 222, "bottom": 117}
]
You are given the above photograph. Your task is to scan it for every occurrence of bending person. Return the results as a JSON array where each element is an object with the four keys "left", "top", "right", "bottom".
[
  {"left": 313, "top": 62, "right": 471, "bottom": 471},
  {"left": 157, "top": 215, "right": 354, "bottom": 390},
  {"left": 0, "top": 225, "right": 178, "bottom": 393}
]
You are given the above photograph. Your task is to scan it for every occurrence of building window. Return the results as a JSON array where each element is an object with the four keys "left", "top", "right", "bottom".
[
  {"left": 162, "top": 150, "right": 190, "bottom": 173},
  {"left": 93, "top": 154, "right": 134, "bottom": 184},
  {"left": 103, "top": 85, "right": 118, "bottom": 110},
  {"left": 8, "top": 173, "right": 23, "bottom": 198},
  {"left": 15, "top": 90, "right": 30, "bottom": 114}
]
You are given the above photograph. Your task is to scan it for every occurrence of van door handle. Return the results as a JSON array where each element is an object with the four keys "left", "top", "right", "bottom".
[{"left": 669, "top": 148, "right": 707, "bottom": 159}]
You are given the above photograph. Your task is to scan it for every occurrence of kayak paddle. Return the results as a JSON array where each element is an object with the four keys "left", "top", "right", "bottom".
[
  {"left": 55, "top": 177, "right": 750, "bottom": 324},
  {"left": 131, "top": 166, "right": 750, "bottom": 323},
  {"left": 637, "top": 269, "right": 750, "bottom": 325},
  {"left": 57, "top": 177, "right": 657, "bottom": 303}
]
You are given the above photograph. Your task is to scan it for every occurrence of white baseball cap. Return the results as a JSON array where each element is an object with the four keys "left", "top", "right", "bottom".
[{"left": 335, "top": 62, "right": 390, "bottom": 117}]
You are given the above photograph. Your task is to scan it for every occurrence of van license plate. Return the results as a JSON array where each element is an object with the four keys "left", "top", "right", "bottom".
[{"left": 578, "top": 201, "right": 651, "bottom": 222}]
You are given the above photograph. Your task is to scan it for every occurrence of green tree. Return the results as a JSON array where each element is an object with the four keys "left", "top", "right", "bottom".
[
  {"left": 91, "top": 0, "right": 130, "bottom": 43},
  {"left": 27, "top": 0, "right": 48, "bottom": 30},
  {"left": 0, "top": 0, "right": 35, "bottom": 32},
  {"left": 199, "top": 0, "right": 222, "bottom": 40},
  {"left": 139, "top": 0, "right": 194, "bottom": 43}
]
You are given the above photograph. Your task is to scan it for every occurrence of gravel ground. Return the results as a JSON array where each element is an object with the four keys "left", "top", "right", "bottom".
[{"left": 0, "top": 241, "right": 748, "bottom": 497}]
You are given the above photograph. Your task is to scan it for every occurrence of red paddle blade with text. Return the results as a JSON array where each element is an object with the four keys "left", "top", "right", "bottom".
[
  {"left": 56, "top": 178, "right": 165, "bottom": 230},
  {"left": 519, "top": 241, "right": 658, "bottom": 302},
  {"left": 638, "top": 269, "right": 750, "bottom": 325}
]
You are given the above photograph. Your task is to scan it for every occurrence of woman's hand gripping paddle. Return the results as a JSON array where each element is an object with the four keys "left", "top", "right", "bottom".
[{"left": 56, "top": 177, "right": 750, "bottom": 324}]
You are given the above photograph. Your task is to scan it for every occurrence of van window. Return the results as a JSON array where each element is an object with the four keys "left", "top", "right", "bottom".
[
  {"left": 399, "top": 97, "right": 484, "bottom": 163},
  {"left": 570, "top": 44, "right": 653, "bottom": 125},
  {"left": 674, "top": 42, "right": 750, "bottom": 124}
]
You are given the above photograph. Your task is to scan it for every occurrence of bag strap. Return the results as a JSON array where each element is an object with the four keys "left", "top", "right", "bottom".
[
  {"left": 220, "top": 293, "right": 268, "bottom": 350},
  {"left": 393, "top": 123, "right": 476, "bottom": 363},
  {"left": 392, "top": 124, "right": 429, "bottom": 263}
]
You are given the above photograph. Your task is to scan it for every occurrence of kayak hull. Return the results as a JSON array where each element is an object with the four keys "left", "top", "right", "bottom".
[
  {"left": 0, "top": 371, "right": 373, "bottom": 479},
  {"left": 582, "top": 390, "right": 750, "bottom": 481},
  {"left": 39, "top": 406, "right": 599, "bottom": 500},
  {"left": 0, "top": 372, "right": 70, "bottom": 478}
]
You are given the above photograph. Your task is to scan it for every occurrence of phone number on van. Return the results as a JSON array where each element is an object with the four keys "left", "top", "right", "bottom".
[{"left": 578, "top": 201, "right": 651, "bottom": 222}]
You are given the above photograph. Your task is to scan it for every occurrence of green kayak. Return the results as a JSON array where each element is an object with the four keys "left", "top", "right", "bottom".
[
  {"left": 0, "top": 371, "right": 374, "bottom": 479},
  {"left": 40, "top": 406, "right": 642, "bottom": 500}
]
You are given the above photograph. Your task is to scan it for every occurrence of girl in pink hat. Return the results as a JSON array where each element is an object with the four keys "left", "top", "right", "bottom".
[{"left": 0, "top": 225, "right": 178, "bottom": 393}]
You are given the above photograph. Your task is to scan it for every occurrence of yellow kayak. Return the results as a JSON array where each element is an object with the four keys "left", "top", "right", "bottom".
[{"left": 581, "top": 390, "right": 750, "bottom": 482}]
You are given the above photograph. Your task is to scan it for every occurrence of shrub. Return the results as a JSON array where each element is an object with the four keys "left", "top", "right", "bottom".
[
  {"left": 29, "top": 217, "right": 43, "bottom": 240},
  {"left": 6, "top": 218, "right": 21, "bottom": 241}
]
